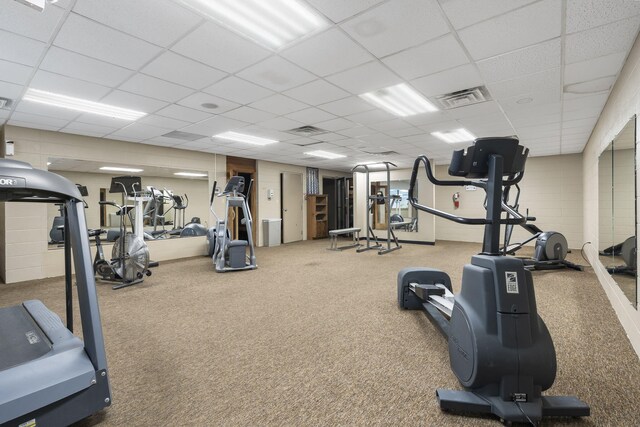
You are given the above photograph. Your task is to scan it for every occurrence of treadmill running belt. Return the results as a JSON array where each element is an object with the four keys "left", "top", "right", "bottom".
[{"left": 0, "top": 305, "right": 52, "bottom": 372}]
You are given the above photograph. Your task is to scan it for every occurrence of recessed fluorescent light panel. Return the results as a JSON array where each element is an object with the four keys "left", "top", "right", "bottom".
[
  {"left": 305, "top": 150, "right": 346, "bottom": 159},
  {"left": 360, "top": 83, "right": 438, "bottom": 117},
  {"left": 177, "top": 0, "right": 327, "bottom": 49},
  {"left": 174, "top": 172, "right": 208, "bottom": 177},
  {"left": 214, "top": 131, "right": 278, "bottom": 146},
  {"left": 431, "top": 128, "right": 476, "bottom": 144},
  {"left": 100, "top": 166, "right": 144, "bottom": 173},
  {"left": 23, "top": 89, "right": 146, "bottom": 121}
]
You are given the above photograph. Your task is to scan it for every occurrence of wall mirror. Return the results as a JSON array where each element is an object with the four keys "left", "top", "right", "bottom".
[
  {"left": 598, "top": 116, "right": 637, "bottom": 308},
  {"left": 46, "top": 158, "right": 209, "bottom": 248},
  {"left": 371, "top": 180, "right": 418, "bottom": 232}
]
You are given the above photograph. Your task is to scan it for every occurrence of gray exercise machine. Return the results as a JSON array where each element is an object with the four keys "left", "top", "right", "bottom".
[
  {"left": 207, "top": 176, "right": 257, "bottom": 272},
  {"left": 601, "top": 236, "right": 637, "bottom": 276},
  {"left": 500, "top": 182, "right": 583, "bottom": 271},
  {"left": 397, "top": 137, "right": 589, "bottom": 425},
  {"left": 352, "top": 162, "right": 401, "bottom": 255},
  {"left": 0, "top": 159, "right": 111, "bottom": 426}
]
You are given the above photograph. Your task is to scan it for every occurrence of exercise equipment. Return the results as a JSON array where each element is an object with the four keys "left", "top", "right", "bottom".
[
  {"left": 94, "top": 176, "right": 152, "bottom": 290},
  {"left": 501, "top": 183, "right": 582, "bottom": 271},
  {"left": 601, "top": 236, "right": 637, "bottom": 276},
  {"left": 168, "top": 193, "right": 207, "bottom": 237},
  {"left": 397, "top": 137, "right": 589, "bottom": 425},
  {"left": 49, "top": 184, "right": 88, "bottom": 244},
  {"left": 352, "top": 162, "right": 401, "bottom": 255},
  {"left": 0, "top": 159, "right": 111, "bottom": 426},
  {"left": 208, "top": 177, "right": 257, "bottom": 272}
]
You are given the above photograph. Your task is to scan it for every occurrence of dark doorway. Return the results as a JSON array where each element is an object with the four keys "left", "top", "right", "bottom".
[
  {"left": 323, "top": 178, "right": 337, "bottom": 231},
  {"left": 237, "top": 171, "right": 252, "bottom": 241}
]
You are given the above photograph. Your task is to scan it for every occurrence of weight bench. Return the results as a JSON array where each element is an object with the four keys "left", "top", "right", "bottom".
[{"left": 328, "top": 227, "right": 361, "bottom": 251}]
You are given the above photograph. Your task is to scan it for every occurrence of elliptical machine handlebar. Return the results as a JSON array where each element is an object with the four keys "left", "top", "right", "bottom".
[{"left": 408, "top": 155, "right": 527, "bottom": 226}]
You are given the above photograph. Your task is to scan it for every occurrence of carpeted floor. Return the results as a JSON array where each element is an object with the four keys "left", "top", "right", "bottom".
[{"left": 2, "top": 239, "right": 639, "bottom": 426}]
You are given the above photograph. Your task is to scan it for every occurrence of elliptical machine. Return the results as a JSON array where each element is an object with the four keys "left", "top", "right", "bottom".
[
  {"left": 207, "top": 176, "right": 257, "bottom": 272},
  {"left": 397, "top": 137, "right": 589, "bottom": 425},
  {"left": 500, "top": 182, "right": 582, "bottom": 271}
]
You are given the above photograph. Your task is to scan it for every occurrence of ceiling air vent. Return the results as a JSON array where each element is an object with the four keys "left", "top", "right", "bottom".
[
  {"left": 286, "top": 125, "right": 328, "bottom": 137},
  {"left": 434, "top": 86, "right": 492, "bottom": 110},
  {"left": 291, "top": 140, "right": 324, "bottom": 147},
  {"left": 162, "top": 131, "right": 208, "bottom": 141},
  {"left": 0, "top": 97, "right": 13, "bottom": 109}
]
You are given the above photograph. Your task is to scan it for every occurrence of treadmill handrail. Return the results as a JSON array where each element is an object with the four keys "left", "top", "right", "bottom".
[{"left": 408, "top": 156, "right": 527, "bottom": 226}]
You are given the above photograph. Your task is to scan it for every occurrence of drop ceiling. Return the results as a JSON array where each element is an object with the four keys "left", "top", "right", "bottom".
[{"left": 1, "top": 0, "right": 639, "bottom": 171}]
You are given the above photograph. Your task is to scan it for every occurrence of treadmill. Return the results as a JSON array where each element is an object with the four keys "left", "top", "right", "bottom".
[{"left": 0, "top": 159, "right": 111, "bottom": 426}]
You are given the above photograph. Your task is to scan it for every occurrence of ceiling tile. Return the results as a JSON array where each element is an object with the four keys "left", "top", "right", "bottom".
[
  {"left": 477, "top": 38, "right": 560, "bottom": 83},
  {"left": 439, "top": 0, "right": 537, "bottom": 30},
  {"left": 72, "top": 113, "right": 135, "bottom": 128},
  {"left": 314, "top": 132, "right": 348, "bottom": 141},
  {"left": 458, "top": 0, "right": 561, "bottom": 61},
  {"left": 110, "top": 123, "right": 170, "bottom": 140},
  {"left": 40, "top": 47, "right": 132, "bottom": 87},
  {"left": 7, "top": 120, "right": 61, "bottom": 132},
  {"left": 341, "top": 0, "right": 449, "bottom": 57},
  {"left": 100, "top": 90, "right": 168, "bottom": 114},
  {"left": 566, "top": 0, "right": 640, "bottom": 34},
  {"left": 14, "top": 100, "right": 82, "bottom": 120},
  {"left": 286, "top": 107, "right": 336, "bottom": 124},
  {"left": 62, "top": 121, "right": 120, "bottom": 138},
  {"left": 237, "top": 56, "right": 316, "bottom": 91},
  {"left": 565, "top": 16, "right": 640, "bottom": 64},
  {"left": 10, "top": 111, "right": 69, "bottom": 128},
  {"left": 73, "top": 0, "right": 201, "bottom": 47},
  {"left": 60, "top": 122, "right": 118, "bottom": 138},
  {"left": 119, "top": 74, "right": 194, "bottom": 103},
  {"left": 53, "top": 14, "right": 163, "bottom": 69},
  {"left": 564, "top": 51, "right": 627, "bottom": 85},
  {"left": 1, "top": 0, "right": 64, "bottom": 42},
  {"left": 383, "top": 35, "right": 469, "bottom": 80},
  {"left": 306, "top": 0, "right": 385, "bottom": 23},
  {"left": 488, "top": 67, "right": 561, "bottom": 100},
  {"left": 257, "top": 117, "right": 304, "bottom": 131},
  {"left": 445, "top": 101, "right": 503, "bottom": 120},
  {"left": 0, "top": 60, "right": 32, "bottom": 85},
  {"left": 222, "top": 106, "right": 276, "bottom": 123},
  {"left": 318, "top": 96, "right": 375, "bottom": 116},
  {"left": 155, "top": 104, "right": 212, "bottom": 123},
  {"left": 137, "top": 114, "right": 192, "bottom": 130},
  {"left": 142, "top": 51, "right": 227, "bottom": 90},
  {"left": 177, "top": 92, "right": 240, "bottom": 114},
  {"left": 281, "top": 28, "right": 373, "bottom": 76},
  {"left": 326, "top": 61, "right": 400, "bottom": 95},
  {"left": 283, "top": 79, "right": 350, "bottom": 105},
  {"left": 30, "top": 69, "right": 112, "bottom": 100},
  {"left": 346, "top": 108, "right": 397, "bottom": 125},
  {"left": 0, "top": 30, "right": 47, "bottom": 66},
  {"left": 250, "top": 94, "right": 308, "bottom": 116},
  {"left": 203, "top": 76, "right": 273, "bottom": 105},
  {"left": 172, "top": 22, "right": 271, "bottom": 73},
  {"left": 313, "top": 117, "right": 355, "bottom": 132},
  {"left": 337, "top": 125, "right": 377, "bottom": 138},
  {"left": 410, "top": 64, "right": 483, "bottom": 97},
  {"left": 180, "top": 116, "right": 248, "bottom": 136}
]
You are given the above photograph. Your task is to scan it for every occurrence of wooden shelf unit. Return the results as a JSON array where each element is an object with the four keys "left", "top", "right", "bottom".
[{"left": 307, "top": 194, "right": 328, "bottom": 239}]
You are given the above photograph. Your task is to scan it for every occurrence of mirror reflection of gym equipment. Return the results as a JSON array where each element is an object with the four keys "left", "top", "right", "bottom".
[
  {"left": 598, "top": 115, "right": 637, "bottom": 308},
  {"left": 352, "top": 162, "right": 402, "bottom": 255}
]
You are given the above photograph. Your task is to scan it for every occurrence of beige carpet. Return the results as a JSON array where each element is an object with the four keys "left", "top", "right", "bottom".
[{"left": 1, "top": 239, "right": 639, "bottom": 426}]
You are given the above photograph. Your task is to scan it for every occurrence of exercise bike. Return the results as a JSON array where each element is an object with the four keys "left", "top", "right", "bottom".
[
  {"left": 600, "top": 236, "right": 637, "bottom": 276},
  {"left": 93, "top": 176, "right": 152, "bottom": 290},
  {"left": 397, "top": 137, "right": 589, "bottom": 425}
]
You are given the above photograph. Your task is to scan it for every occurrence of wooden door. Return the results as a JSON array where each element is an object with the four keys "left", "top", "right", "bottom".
[{"left": 281, "top": 172, "right": 303, "bottom": 243}]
